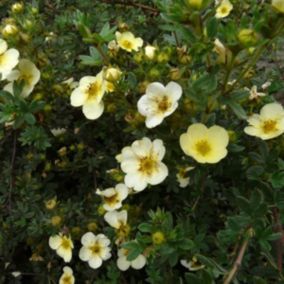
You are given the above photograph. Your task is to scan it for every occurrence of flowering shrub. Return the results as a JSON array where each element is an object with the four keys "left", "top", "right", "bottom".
[{"left": 0, "top": 0, "right": 284, "bottom": 283}]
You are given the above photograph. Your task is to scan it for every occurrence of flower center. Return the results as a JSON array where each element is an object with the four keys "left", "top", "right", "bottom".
[
  {"left": 62, "top": 275, "right": 72, "bottom": 284},
  {"left": 195, "top": 140, "right": 211, "bottom": 156},
  {"left": 220, "top": 7, "right": 228, "bottom": 14},
  {"left": 157, "top": 96, "right": 171, "bottom": 113},
  {"left": 90, "top": 243, "right": 102, "bottom": 255},
  {"left": 139, "top": 156, "right": 157, "bottom": 176},
  {"left": 262, "top": 119, "right": 277, "bottom": 134},
  {"left": 19, "top": 73, "right": 33, "bottom": 85},
  {"left": 104, "top": 192, "right": 119, "bottom": 205},
  {"left": 121, "top": 40, "right": 133, "bottom": 50},
  {"left": 87, "top": 81, "right": 101, "bottom": 100},
  {"left": 61, "top": 237, "right": 72, "bottom": 250}
]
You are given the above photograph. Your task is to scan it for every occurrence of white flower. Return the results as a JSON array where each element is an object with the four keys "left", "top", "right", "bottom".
[
  {"left": 137, "top": 81, "right": 182, "bottom": 128},
  {"left": 59, "top": 266, "right": 75, "bottom": 284},
  {"left": 117, "top": 248, "right": 146, "bottom": 271},
  {"left": 96, "top": 184, "right": 128, "bottom": 211},
  {"left": 244, "top": 102, "right": 284, "bottom": 140},
  {"left": 4, "top": 59, "right": 40, "bottom": 97},
  {"left": 144, "top": 45, "right": 156, "bottom": 59},
  {"left": 49, "top": 234, "right": 73, "bottom": 263},
  {"left": 118, "top": 137, "right": 168, "bottom": 191},
  {"left": 245, "top": 85, "right": 266, "bottom": 101},
  {"left": 0, "top": 39, "right": 19, "bottom": 80},
  {"left": 180, "top": 257, "right": 205, "bottom": 271},
  {"left": 79, "top": 232, "right": 111, "bottom": 269},
  {"left": 104, "top": 210, "right": 128, "bottom": 229},
  {"left": 70, "top": 71, "right": 106, "bottom": 120},
  {"left": 176, "top": 166, "right": 195, "bottom": 188},
  {"left": 115, "top": 31, "right": 143, "bottom": 52}
]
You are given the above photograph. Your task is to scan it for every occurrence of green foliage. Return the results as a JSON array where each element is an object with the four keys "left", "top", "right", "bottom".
[{"left": 0, "top": 0, "right": 284, "bottom": 283}]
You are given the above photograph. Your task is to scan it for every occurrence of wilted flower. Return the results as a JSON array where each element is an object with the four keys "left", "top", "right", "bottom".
[
  {"left": 79, "top": 232, "right": 111, "bottom": 269},
  {"left": 176, "top": 166, "right": 195, "bottom": 188},
  {"left": 115, "top": 31, "right": 143, "bottom": 52},
  {"left": 70, "top": 71, "right": 106, "bottom": 120},
  {"left": 213, "top": 38, "right": 232, "bottom": 64},
  {"left": 48, "top": 234, "right": 73, "bottom": 262},
  {"left": 4, "top": 59, "right": 40, "bottom": 97},
  {"left": 244, "top": 103, "right": 284, "bottom": 140},
  {"left": 180, "top": 257, "right": 205, "bottom": 271},
  {"left": 117, "top": 248, "right": 146, "bottom": 271},
  {"left": 0, "top": 39, "right": 19, "bottom": 81},
  {"left": 180, "top": 123, "right": 229, "bottom": 164},
  {"left": 245, "top": 85, "right": 266, "bottom": 101},
  {"left": 215, "top": 0, "right": 233, "bottom": 18},
  {"left": 59, "top": 266, "right": 75, "bottom": 284},
  {"left": 118, "top": 137, "right": 168, "bottom": 191},
  {"left": 272, "top": 0, "right": 284, "bottom": 13},
  {"left": 96, "top": 184, "right": 128, "bottom": 211},
  {"left": 137, "top": 81, "right": 182, "bottom": 128}
]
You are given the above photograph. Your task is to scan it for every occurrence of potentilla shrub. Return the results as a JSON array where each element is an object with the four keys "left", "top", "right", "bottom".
[{"left": 0, "top": 0, "right": 284, "bottom": 283}]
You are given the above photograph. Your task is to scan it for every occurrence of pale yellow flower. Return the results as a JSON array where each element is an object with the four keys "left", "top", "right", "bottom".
[
  {"left": 4, "top": 59, "right": 40, "bottom": 97},
  {"left": 96, "top": 184, "right": 128, "bottom": 211},
  {"left": 245, "top": 85, "right": 266, "bottom": 101},
  {"left": 79, "top": 232, "right": 111, "bottom": 269},
  {"left": 176, "top": 166, "right": 195, "bottom": 188},
  {"left": 180, "top": 123, "right": 229, "bottom": 164},
  {"left": 213, "top": 38, "right": 232, "bottom": 64},
  {"left": 115, "top": 31, "right": 143, "bottom": 52},
  {"left": 70, "top": 71, "right": 106, "bottom": 120},
  {"left": 144, "top": 45, "right": 156, "bottom": 59},
  {"left": 49, "top": 234, "right": 73, "bottom": 262},
  {"left": 215, "top": 0, "right": 233, "bottom": 18},
  {"left": 244, "top": 103, "right": 284, "bottom": 140},
  {"left": 118, "top": 137, "right": 168, "bottom": 191},
  {"left": 59, "top": 266, "right": 75, "bottom": 284},
  {"left": 104, "top": 210, "right": 128, "bottom": 230},
  {"left": 117, "top": 248, "right": 146, "bottom": 271},
  {"left": 137, "top": 81, "right": 183, "bottom": 128},
  {"left": 0, "top": 39, "right": 19, "bottom": 80},
  {"left": 272, "top": 0, "right": 284, "bottom": 13}
]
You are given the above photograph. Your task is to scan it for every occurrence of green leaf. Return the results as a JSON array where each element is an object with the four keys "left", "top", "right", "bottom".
[
  {"left": 270, "top": 172, "right": 284, "bottom": 189},
  {"left": 24, "top": 113, "right": 36, "bottom": 125},
  {"left": 138, "top": 223, "right": 152, "bottom": 233},
  {"left": 122, "top": 241, "right": 143, "bottom": 262},
  {"left": 226, "top": 100, "right": 247, "bottom": 120},
  {"left": 206, "top": 18, "right": 218, "bottom": 38}
]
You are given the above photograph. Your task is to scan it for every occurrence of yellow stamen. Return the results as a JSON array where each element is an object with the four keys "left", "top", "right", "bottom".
[
  {"left": 104, "top": 193, "right": 119, "bottom": 205},
  {"left": 87, "top": 81, "right": 101, "bottom": 100},
  {"left": 262, "top": 120, "right": 277, "bottom": 134},
  {"left": 195, "top": 140, "right": 211, "bottom": 156},
  {"left": 139, "top": 156, "right": 157, "bottom": 175},
  {"left": 90, "top": 243, "right": 102, "bottom": 254},
  {"left": 61, "top": 237, "right": 72, "bottom": 249},
  {"left": 157, "top": 96, "right": 171, "bottom": 112}
]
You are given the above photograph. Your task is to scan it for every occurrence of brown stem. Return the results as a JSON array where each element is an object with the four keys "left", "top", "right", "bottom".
[
  {"left": 272, "top": 207, "right": 283, "bottom": 272},
  {"left": 223, "top": 229, "right": 252, "bottom": 284},
  {"left": 99, "top": 0, "right": 159, "bottom": 13},
  {"left": 8, "top": 131, "right": 17, "bottom": 213}
]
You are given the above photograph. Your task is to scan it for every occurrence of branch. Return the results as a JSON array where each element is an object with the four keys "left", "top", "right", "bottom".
[
  {"left": 8, "top": 131, "right": 17, "bottom": 213},
  {"left": 99, "top": 0, "right": 159, "bottom": 13},
  {"left": 223, "top": 228, "right": 252, "bottom": 284}
]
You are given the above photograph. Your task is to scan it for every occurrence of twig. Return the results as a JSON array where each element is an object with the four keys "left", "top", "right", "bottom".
[
  {"left": 8, "top": 131, "right": 17, "bottom": 213},
  {"left": 223, "top": 228, "right": 252, "bottom": 284},
  {"left": 99, "top": 0, "right": 159, "bottom": 13}
]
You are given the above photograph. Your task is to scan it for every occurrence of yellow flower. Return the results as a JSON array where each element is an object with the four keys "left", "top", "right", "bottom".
[
  {"left": 49, "top": 234, "right": 73, "bottom": 262},
  {"left": 272, "top": 0, "right": 284, "bottom": 13},
  {"left": 4, "top": 59, "right": 41, "bottom": 97},
  {"left": 244, "top": 103, "right": 284, "bottom": 140},
  {"left": 0, "top": 39, "right": 19, "bottom": 80},
  {"left": 215, "top": 0, "right": 233, "bottom": 18},
  {"left": 115, "top": 31, "right": 143, "bottom": 52},
  {"left": 59, "top": 266, "right": 75, "bottom": 284},
  {"left": 180, "top": 123, "right": 229, "bottom": 164},
  {"left": 70, "top": 71, "right": 106, "bottom": 120}
]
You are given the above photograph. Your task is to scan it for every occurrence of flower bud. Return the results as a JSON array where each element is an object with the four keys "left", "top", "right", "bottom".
[
  {"left": 11, "top": 2, "right": 24, "bottom": 13},
  {"left": 144, "top": 45, "right": 156, "bottom": 60},
  {"left": 2, "top": 24, "right": 18, "bottom": 38},
  {"left": 45, "top": 198, "right": 57, "bottom": 210},
  {"left": 152, "top": 231, "right": 165, "bottom": 244},
  {"left": 87, "top": 222, "right": 98, "bottom": 232},
  {"left": 187, "top": 0, "right": 203, "bottom": 9},
  {"left": 50, "top": 215, "right": 62, "bottom": 226},
  {"left": 238, "top": 29, "right": 258, "bottom": 46}
]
